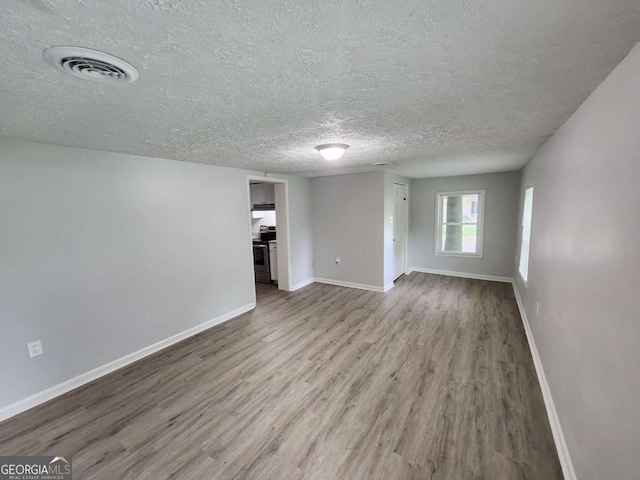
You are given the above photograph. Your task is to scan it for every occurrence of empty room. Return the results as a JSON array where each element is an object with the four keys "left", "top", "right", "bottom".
[{"left": 1, "top": 1, "right": 639, "bottom": 479}]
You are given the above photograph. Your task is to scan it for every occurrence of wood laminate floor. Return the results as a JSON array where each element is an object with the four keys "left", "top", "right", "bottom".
[{"left": 0, "top": 273, "right": 562, "bottom": 479}]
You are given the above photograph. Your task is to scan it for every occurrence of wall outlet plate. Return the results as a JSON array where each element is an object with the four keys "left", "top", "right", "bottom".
[
  {"left": 336, "top": 257, "right": 341, "bottom": 264},
  {"left": 27, "top": 340, "right": 43, "bottom": 358}
]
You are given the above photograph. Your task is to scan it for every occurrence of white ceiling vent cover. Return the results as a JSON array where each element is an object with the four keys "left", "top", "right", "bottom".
[{"left": 43, "top": 46, "right": 139, "bottom": 84}]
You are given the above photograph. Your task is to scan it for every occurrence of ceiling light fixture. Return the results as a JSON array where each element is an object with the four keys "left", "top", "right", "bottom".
[{"left": 315, "top": 143, "right": 349, "bottom": 161}]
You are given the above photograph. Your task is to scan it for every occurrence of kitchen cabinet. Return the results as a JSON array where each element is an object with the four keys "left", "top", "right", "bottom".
[
  {"left": 250, "top": 183, "right": 275, "bottom": 206},
  {"left": 264, "top": 184, "right": 275, "bottom": 204}
]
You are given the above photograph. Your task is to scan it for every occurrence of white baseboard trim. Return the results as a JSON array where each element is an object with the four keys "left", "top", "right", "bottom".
[
  {"left": 291, "top": 277, "right": 393, "bottom": 293},
  {"left": 408, "top": 267, "right": 513, "bottom": 283},
  {"left": 290, "top": 278, "right": 315, "bottom": 291},
  {"left": 313, "top": 277, "right": 387, "bottom": 293},
  {"left": 512, "top": 283, "right": 576, "bottom": 480},
  {"left": 0, "top": 302, "right": 256, "bottom": 423}
]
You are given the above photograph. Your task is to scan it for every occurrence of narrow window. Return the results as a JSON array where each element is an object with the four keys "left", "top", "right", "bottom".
[
  {"left": 435, "top": 190, "right": 485, "bottom": 257},
  {"left": 519, "top": 187, "right": 534, "bottom": 282}
]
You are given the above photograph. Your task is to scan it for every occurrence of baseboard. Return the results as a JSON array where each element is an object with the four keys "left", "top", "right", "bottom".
[
  {"left": 290, "top": 277, "right": 315, "bottom": 291},
  {"left": 313, "top": 277, "right": 387, "bottom": 293},
  {"left": 291, "top": 277, "right": 393, "bottom": 293},
  {"left": 512, "top": 283, "right": 577, "bottom": 480},
  {"left": 408, "top": 267, "right": 513, "bottom": 283},
  {"left": 0, "top": 302, "right": 256, "bottom": 423}
]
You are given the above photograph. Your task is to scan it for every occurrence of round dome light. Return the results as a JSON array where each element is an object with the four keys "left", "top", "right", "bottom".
[{"left": 315, "top": 143, "right": 349, "bottom": 161}]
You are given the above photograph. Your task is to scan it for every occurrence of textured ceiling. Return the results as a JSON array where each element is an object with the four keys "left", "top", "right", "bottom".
[{"left": 1, "top": 0, "right": 639, "bottom": 178}]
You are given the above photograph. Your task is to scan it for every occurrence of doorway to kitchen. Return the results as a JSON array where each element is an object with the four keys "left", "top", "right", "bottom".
[{"left": 246, "top": 175, "right": 292, "bottom": 305}]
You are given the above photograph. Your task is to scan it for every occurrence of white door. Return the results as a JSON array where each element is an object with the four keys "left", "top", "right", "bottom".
[{"left": 393, "top": 183, "right": 407, "bottom": 280}]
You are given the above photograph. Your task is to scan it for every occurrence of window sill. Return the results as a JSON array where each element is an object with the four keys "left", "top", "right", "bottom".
[{"left": 435, "top": 252, "right": 484, "bottom": 259}]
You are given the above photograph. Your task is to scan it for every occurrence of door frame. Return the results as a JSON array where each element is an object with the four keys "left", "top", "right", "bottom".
[
  {"left": 246, "top": 175, "right": 292, "bottom": 303},
  {"left": 393, "top": 181, "right": 410, "bottom": 280}
]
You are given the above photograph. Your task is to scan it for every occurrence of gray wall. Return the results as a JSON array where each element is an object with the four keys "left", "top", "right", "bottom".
[
  {"left": 409, "top": 171, "right": 520, "bottom": 278},
  {"left": 0, "top": 139, "right": 313, "bottom": 410},
  {"left": 310, "top": 172, "right": 385, "bottom": 288},
  {"left": 281, "top": 175, "right": 315, "bottom": 288},
  {"left": 514, "top": 43, "right": 640, "bottom": 480}
]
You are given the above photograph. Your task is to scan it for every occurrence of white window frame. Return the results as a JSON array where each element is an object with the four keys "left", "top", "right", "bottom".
[
  {"left": 518, "top": 186, "right": 534, "bottom": 284},
  {"left": 435, "top": 189, "right": 485, "bottom": 258}
]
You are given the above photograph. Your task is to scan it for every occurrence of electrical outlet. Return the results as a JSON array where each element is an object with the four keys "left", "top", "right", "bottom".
[
  {"left": 336, "top": 257, "right": 341, "bottom": 265},
  {"left": 27, "top": 340, "right": 43, "bottom": 358},
  {"left": 536, "top": 302, "right": 540, "bottom": 317}
]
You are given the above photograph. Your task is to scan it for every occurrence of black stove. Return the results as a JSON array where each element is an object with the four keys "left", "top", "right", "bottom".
[{"left": 256, "top": 230, "right": 276, "bottom": 243}]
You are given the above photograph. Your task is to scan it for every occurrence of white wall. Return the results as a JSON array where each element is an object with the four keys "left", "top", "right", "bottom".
[
  {"left": 409, "top": 171, "right": 520, "bottom": 278},
  {"left": 310, "top": 172, "right": 385, "bottom": 288},
  {"left": 0, "top": 139, "right": 313, "bottom": 413},
  {"left": 383, "top": 173, "right": 412, "bottom": 287},
  {"left": 251, "top": 210, "right": 276, "bottom": 236},
  {"left": 514, "top": 43, "right": 640, "bottom": 480}
]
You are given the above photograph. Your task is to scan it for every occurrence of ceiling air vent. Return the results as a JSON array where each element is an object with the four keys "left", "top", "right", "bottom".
[{"left": 43, "top": 46, "right": 139, "bottom": 84}]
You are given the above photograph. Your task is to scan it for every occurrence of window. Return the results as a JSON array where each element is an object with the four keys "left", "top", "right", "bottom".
[
  {"left": 519, "top": 186, "right": 534, "bottom": 282},
  {"left": 435, "top": 190, "right": 485, "bottom": 257}
]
